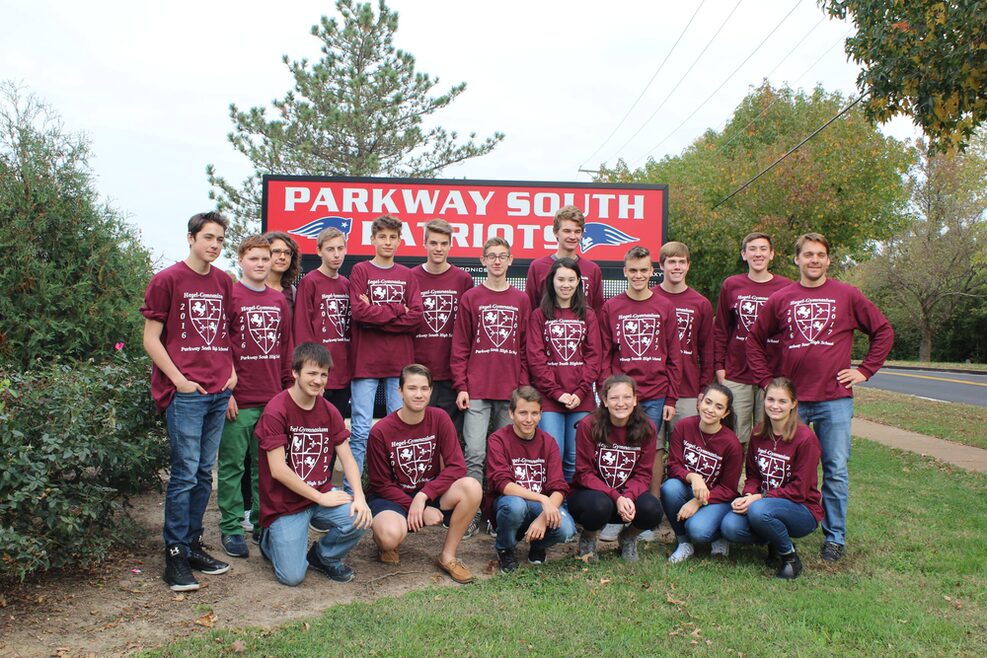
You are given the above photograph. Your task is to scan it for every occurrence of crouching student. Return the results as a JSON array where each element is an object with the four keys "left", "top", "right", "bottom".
[
  {"left": 367, "top": 364, "right": 482, "bottom": 584},
  {"left": 720, "top": 378, "right": 823, "bottom": 579},
  {"left": 254, "top": 343, "right": 371, "bottom": 586},
  {"left": 661, "top": 383, "right": 742, "bottom": 563},
  {"left": 569, "top": 375, "right": 662, "bottom": 563},
  {"left": 486, "top": 387, "right": 576, "bottom": 573}
]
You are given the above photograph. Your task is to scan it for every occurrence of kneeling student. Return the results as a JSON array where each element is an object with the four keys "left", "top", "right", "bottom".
[
  {"left": 486, "top": 386, "right": 576, "bottom": 573},
  {"left": 367, "top": 364, "right": 482, "bottom": 584},
  {"left": 255, "top": 343, "right": 371, "bottom": 586}
]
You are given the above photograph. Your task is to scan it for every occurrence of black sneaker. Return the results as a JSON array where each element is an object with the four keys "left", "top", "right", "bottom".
[
  {"left": 497, "top": 547, "right": 519, "bottom": 574},
  {"left": 309, "top": 517, "right": 331, "bottom": 533},
  {"left": 306, "top": 544, "right": 355, "bottom": 583},
  {"left": 527, "top": 546, "right": 547, "bottom": 565},
  {"left": 764, "top": 543, "right": 779, "bottom": 567},
  {"left": 188, "top": 536, "right": 231, "bottom": 574},
  {"left": 776, "top": 549, "right": 803, "bottom": 579},
  {"left": 820, "top": 541, "right": 845, "bottom": 562},
  {"left": 163, "top": 545, "right": 199, "bottom": 592},
  {"left": 252, "top": 527, "right": 263, "bottom": 545},
  {"left": 463, "top": 510, "right": 482, "bottom": 539},
  {"left": 221, "top": 533, "right": 249, "bottom": 559}
]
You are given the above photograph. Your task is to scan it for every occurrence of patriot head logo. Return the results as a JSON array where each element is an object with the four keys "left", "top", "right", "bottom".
[
  {"left": 288, "top": 216, "right": 353, "bottom": 241},
  {"left": 581, "top": 222, "right": 638, "bottom": 253}
]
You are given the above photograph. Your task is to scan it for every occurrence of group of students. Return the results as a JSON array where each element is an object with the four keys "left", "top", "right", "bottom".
[{"left": 141, "top": 205, "right": 893, "bottom": 592}]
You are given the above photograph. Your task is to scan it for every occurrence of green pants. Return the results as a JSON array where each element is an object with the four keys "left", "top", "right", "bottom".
[{"left": 217, "top": 405, "right": 262, "bottom": 536}]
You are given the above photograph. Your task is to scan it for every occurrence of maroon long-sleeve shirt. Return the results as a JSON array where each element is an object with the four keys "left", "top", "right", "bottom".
[
  {"left": 573, "top": 415, "right": 657, "bottom": 502},
  {"left": 525, "top": 254, "right": 605, "bottom": 312},
  {"left": 712, "top": 273, "right": 792, "bottom": 385},
  {"left": 410, "top": 264, "right": 475, "bottom": 382},
  {"left": 349, "top": 261, "right": 424, "bottom": 379},
  {"left": 526, "top": 307, "right": 601, "bottom": 413},
  {"left": 485, "top": 425, "right": 569, "bottom": 498},
  {"left": 747, "top": 279, "right": 894, "bottom": 402},
  {"left": 292, "top": 269, "right": 352, "bottom": 391},
  {"left": 666, "top": 415, "right": 742, "bottom": 505},
  {"left": 652, "top": 285, "right": 714, "bottom": 398},
  {"left": 743, "top": 424, "right": 824, "bottom": 522},
  {"left": 228, "top": 282, "right": 293, "bottom": 408}
]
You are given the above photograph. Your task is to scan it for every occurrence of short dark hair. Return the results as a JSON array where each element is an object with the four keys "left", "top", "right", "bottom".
[
  {"left": 188, "top": 211, "right": 229, "bottom": 238},
  {"left": 237, "top": 235, "right": 271, "bottom": 259},
  {"left": 423, "top": 219, "right": 454, "bottom": 239},
  {"left": 399, "top": 363, "right": 433, "bottom": 388},
  {"left": 509, "top": 386, "right": 542, "bottom": 412},
  {"left": 292, "top": 342, "right": 332, "bottom": 373},
  {"left": 624, "top": 245, "right": 651, "bottom": 263},
  {"left": 371, "top": 215, "right": 403, "bottom": 236},
  {"left": 742, "top": 232, "right": 773, "bottom": 250}
]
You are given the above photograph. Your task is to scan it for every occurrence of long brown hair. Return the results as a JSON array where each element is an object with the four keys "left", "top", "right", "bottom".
[
  {"left": 540, "top": 257, "right": 587, "bottom": 321},
  {"left": 262, "top": 231, "right": 301, "bottom": 288},
  {"left": 589, "top": 375, "right": 653, "bottom": 447},
  {"left": 752, "top": 377, "right": 800, "bottom": 442}
]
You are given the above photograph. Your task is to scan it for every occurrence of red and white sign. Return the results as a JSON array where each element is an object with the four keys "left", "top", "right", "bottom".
[{"left": 262, "top": 176, "right": 666, "bottom": 263}]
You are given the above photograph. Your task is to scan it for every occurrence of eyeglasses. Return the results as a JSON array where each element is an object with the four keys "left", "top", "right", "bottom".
[
  {"left": 271, "top": 248, "right": 293, "bottom": 256},
  {"left": 483, "top": 253, "right": 510, "bottom": 262}
]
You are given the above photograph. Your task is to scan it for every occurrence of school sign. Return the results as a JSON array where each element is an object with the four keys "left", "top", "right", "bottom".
[{"left": 262, "top": 176, "right": 667, "bottom": 265}]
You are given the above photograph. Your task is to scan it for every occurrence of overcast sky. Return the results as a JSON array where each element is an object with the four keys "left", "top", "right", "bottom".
[{"left": 2, "top": 0, "right": 918, "bottom": 267}]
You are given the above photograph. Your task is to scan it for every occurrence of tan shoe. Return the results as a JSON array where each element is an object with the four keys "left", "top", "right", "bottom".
[
  {"left": 436, "top": 556, "right": 474, "bottom": 584},
  {"left": 378, "top": 547, "right": 400, "bottom": 565}
]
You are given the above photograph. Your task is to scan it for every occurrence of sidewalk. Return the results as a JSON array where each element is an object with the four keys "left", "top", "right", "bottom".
[{"left": 853, "top": 418, "right": 987, "bottom": 474}]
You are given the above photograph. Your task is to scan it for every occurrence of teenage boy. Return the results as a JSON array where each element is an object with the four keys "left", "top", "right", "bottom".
[
  {"left": 712, "top": 232, "right": 792, "bottom": 445},
  {"left": 254, "top": 342, "right": 371, "bottom": 586},
  {"left": 349, "top": 215, "right": 424, "bottom": 484},
  {"left": 294, "top": 227, "right": 352, "bottom": 417},
  {"left": 142, "top": 211, "right": 236, "bottom": 591},
  {"left": 217, "top": 236, "right": 293, "bottom": 559},
  {"left": 366, "top": 364, "right": 483, "bottom": 584},
  {"left": 525, "top": 205, "right": 605, "bottom": 311},
  {"left": 485, "top": 386, "right": 575, "bottom": 574},
  {"left": 747, "top": 233, "right": 893, "bottom": 562},
  {"left": 451, "top": 237, "right": 530, "bottom": 485},
  {"left": 410, "top": 219, "right": 475, "bottom": 438}
]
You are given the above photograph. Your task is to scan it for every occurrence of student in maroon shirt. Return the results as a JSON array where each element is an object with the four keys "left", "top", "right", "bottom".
[
  {"left": 526, "top": 257, "right": 601, "bottom": 482},
  {"left": 721, "top": 377, "right": 823, "bottom": 579},
  {"left": 216, "top": 236, "right": 293, "bottom": 559},
  {"left": 570, "top": 375, "right": 662, "bottom": 563},
  {"left": 525, "top": 205, "right": 605, "bottom": 312},
  {"left": 712, "top": 232, "right": 791, "bottom": 445},
  {"left": 486, "top": 387, "right": 576, "bottom": 574},
  {"left": 747, "top": 232, "right": 892, "bottom": 562},
  {"left": 661, "top": 383, "right": 743, "bottom": 564},
  {"left": 141, "top": 211, "right": 236, "bottom": 591},
  {"left": 367, "top": 364, "right": 483, "bottom": 584},
  {"left": 255, "top": 343, "right": 371, "bottom": 586},
  {"left": 410, "top": 219, "right": 475, "bottom": 439},
  {"left": 261, "top": 231, "right": 301, "bottom": 310}
]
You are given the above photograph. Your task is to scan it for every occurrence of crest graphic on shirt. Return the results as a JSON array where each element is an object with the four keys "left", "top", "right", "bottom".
[
  {"left": 683, "top": 443, "right": 722, "bottom": 481},
  {"left": 245, "top": 309, "right": 281, "bottom": 355},
  {"left": 370, "top": 281, "right": 406, "bottom": 304},
  {"left": 738, "top": 296, "right": 766, "bottom": 332},
  {"left": 394, "top": 437, "right": 435, "bottom": 486},
  {"left": 481, "top": 307, "right": 517, "bottom": 348},
  {"left": 756, "top": 451, "right": 790, "bottom": 492},
  {"left": 675, "top": 308, "right": 695, "bottom": 346},
  {"left": 512, "top": 459, "right": 546, "bottom": 493},
  {"left": 621, "top": 315, "right": 658, "bottom": 358},
  {"left": 546, "top": 319, "right": 584, "bottom": 362},
  {"left": 188, "top": 298, "right": 223, "bottom": 345},
  {"left": 598, "top": 445, "right": 637, "bottom": 488},
  {"left": 322, "top": 295, "right": 350, "bottom": 337},
  {"left": 422, "top": 291, "right": 456, "bottom": 333},
  {"left": 791, "top": 300, "right": 834, "bottom": 343},
  {"left": 289, "top": 432, "right": 327, "bottom": 484}
]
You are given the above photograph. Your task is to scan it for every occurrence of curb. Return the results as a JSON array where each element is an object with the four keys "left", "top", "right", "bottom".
[{"left": 853, "top": 362, "right": 987, "bottom": 376}]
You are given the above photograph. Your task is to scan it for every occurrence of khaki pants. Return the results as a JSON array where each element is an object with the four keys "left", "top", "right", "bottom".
[{"left": 724, "top": 380, "right": 764, "bottom": 446}]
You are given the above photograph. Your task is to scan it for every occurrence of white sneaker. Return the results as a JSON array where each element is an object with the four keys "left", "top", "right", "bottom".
[
  {"left": 711, "top": 539, "right": 730, "bottom": 557},
  {"left": 241, "top": 510, "right": 253, "bottom": 532},
  {"left": 599, "top": 523, "right": 623, "bottom": 541},
  {"left": 668, "top": 541, "right": 695, "bottom": 564},
  {"left": 637, "top": 529, "right": 658, "bottom": 542}
]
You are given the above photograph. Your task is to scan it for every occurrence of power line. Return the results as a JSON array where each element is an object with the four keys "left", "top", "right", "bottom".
[
  {"left": 579, "top": 0, "right": 708, "bottom": 170},
  {"left": 638, "top": 0, "right": 803, "bottom": 163},
  {"left": 607, "top": 0, "right": 745, "bottom": 164},
  {"left": 712, "top": 90, "right": 870, "bottom": 209}
]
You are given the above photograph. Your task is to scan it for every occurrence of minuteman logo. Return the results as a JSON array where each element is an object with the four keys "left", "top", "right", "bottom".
[
  {"left": 246, "top": 309, "right": 281, "bottom": 354},
  {"left": 290, "top": 432, "right": 326, "bottom": 483},
  {"left": 738, "top": 296, "right": 764, "bottom": 332},
  {"left": 481, "top": 307, "right": 517, "bottom": 348},
  {"left": 792, "top": 300, "right": 834, "bottom": 343},
  {"left": 322, "top": 295, "right": 350, "bottom": 337},
  {"left": 422, "top": 292, "right": 456, "bottom": 334},
  {"left": 683, "top": 443, "right": 722, "bottom": 482},
  {"left": 676, "top": 308, "right": 695, "bottom": 346},
  {"left": 370, "top": 281, "right": 405, "bottom": 304},
  {"left": 188, "top": 298, "right": 223, "bottom": 345},
  {"left": 546, "top": 319, "right": 584, "bottom": 362},
  {"left": 512, "top": 459, "right": 545, "bottom": 493},
  {"left": 621, "top": 315, "right": 658, "bottom": 358},
  {"left": 394, "top": 437, "right": 435, "bottom": 486},
  {"left": 756, "top": 451, "right": 790, "bottom": 492},
  {"left": 598, "top": 445, "right": 637, "bottom": 488}
]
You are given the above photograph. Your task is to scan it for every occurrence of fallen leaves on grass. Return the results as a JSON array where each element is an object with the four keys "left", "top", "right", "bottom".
[
  {"left": 599, "top": 578, "right": 612, "bottom": 585},
  {"left": 194, "top": 611, "right": 217, "bottom": 628},
  {"left": 943, "top": 595, "right": 964, "bottom": 610},
  {"left": 666, "top": 593, "right": 685, "bottom": 605},
  {"left": 231, "top": 640, "right": 246, "bottom": 653}
]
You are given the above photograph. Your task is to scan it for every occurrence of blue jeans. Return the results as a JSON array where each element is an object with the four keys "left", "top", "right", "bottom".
[
  {"left": 639, "top": 398, "right": 666, "bottom": 437},
  {"left": 799, "top": 398, "right": 853, "bottom": 545},
  {"left": 163, "top": 390, "right": 231, "bottom": 549},
  {"left": 261, "top": 501, "right": 365, "bottom": 586},
  {"left": 538, "top": 411, "right": 588, "bottom": 483},
  {"left": 494, "top": 496, "right": 576, "bottom": 552},
  {"left": 720, "top": 498, "right": 818, "bottom": 554},
  {"left": 660, "top": 477, "right": 730, "bottom": 543},
  {"left": 348, "top": 377, "right": 401, "bottom": 491}
]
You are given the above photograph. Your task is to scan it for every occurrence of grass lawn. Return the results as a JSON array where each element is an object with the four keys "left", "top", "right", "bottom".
[
  {"left": 880, "top": 360, "right": 987, "bottom": 372},
  {"left": 854, "top": 386, "right": 987, "bottom": 450},
  {"left": 147, "top": 440, "right": 986, "bottom": 657}
]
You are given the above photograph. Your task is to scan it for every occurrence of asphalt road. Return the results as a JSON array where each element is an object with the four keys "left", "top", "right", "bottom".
[{"left": 861, "top": 367, "right": 987, "bottom": 407}]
